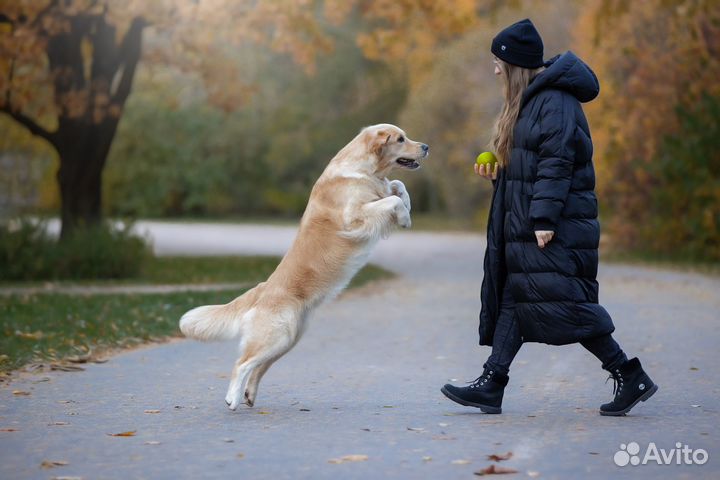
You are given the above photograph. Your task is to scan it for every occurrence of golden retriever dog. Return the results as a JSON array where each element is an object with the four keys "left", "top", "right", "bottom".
[{"left": 179, "top": 124, "right": 428, "bottom": 409}]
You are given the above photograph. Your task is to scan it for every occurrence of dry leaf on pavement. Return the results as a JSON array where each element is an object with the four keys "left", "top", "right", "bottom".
[
  {"left": 143, "top": 410, "right": 161, "bottom": 414},
  {"left": 107, "top": 430, "right": 136, "bottom": 437},
  {"left": 12, "top": 390, "right": 31, "bottom": 396},
  {"left": 41, "top": 460, "right": 69, "bottom": 468},
  {"left": 487, "top": 451, "right": 513, "bottom": 461},
  {"left": 328, "top": 454, "right": 369, "bottom": 464},
  {"left": 474, "top": 464, "right": 519, "bottom": 475}
]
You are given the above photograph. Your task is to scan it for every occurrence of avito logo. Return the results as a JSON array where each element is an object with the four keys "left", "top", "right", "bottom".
[{"left": 614, "top": 442, "right": 709, "bottom": 466}]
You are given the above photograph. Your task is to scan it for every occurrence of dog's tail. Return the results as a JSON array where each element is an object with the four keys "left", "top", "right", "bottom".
[{"left": 179, "top": 283, "right": 264, "bottom": 341}]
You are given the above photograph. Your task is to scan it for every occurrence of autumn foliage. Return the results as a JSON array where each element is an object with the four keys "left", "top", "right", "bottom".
[
  {"left": 576, "top": 0, "right": 720, "bottom": 260},
  {"left": 1, "top": 0, "right": 717, "bottom": 263}
]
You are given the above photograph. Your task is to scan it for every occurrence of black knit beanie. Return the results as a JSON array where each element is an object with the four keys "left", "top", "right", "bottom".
[{"left": 491, "top": 18, "right": 544, "bottom": 69}]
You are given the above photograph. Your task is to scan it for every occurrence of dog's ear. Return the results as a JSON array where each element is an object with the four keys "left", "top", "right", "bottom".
[{"left": 370, "top": 130, "right": 392, "bottom": 157}]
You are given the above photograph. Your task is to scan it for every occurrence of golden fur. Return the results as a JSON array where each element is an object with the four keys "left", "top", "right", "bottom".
[{"left": 179, "top": 124, "right": 428, "bottom": 409}]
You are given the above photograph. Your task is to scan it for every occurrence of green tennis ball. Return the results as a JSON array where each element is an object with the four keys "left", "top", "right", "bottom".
[{"left": 476, "top": 151, "right": 497, "bottom": 166}]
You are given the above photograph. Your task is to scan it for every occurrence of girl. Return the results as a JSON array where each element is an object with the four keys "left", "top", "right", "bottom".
[{"left": 441, "top": 19, "right": 657, "bottom": 416}]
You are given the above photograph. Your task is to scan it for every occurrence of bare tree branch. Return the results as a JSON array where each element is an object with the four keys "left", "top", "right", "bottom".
[
  {"left": 0, "top": 106, "right": 57, "bottom": 146},
  {"left": 111, "top": 16, "right": 147, "bottom": 106}
]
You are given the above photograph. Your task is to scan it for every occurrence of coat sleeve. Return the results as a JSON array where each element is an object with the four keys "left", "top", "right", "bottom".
[{"left": 529, "top": 94, "right": 576, "bottom": 231}]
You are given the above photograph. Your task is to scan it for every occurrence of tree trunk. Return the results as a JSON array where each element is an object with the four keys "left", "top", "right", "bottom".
[{"left": 55, "top": 115, "right": 121, "bottom": 240}]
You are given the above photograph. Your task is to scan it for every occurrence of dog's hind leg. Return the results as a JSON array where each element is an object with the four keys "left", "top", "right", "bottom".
[
  {"left": 225, "top": 336, "right": 293, "bottom": 410},
  {"left": 225, "top": 355, "right": 256, "bottom": 411},
  {"left": 243, "top": 359, "right": 277, "bottom": 407}
]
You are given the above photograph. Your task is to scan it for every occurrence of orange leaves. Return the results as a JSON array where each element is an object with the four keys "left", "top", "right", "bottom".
[
  {"left": 107, "top": 430, "right": 136, "bottom": 437},
  {"left": 575, "top": 0, "right": 720, "bottom": 253}
]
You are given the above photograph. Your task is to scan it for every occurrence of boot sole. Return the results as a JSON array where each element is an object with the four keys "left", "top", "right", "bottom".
[
  {"left": 599, "top": 383, "right": 658, "bottom": 416},
  {"left": 440, "top": 387, "right": 502, "bottom": 414}
]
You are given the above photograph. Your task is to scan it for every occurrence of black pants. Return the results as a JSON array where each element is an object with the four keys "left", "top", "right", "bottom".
[{"left": 483, "top": 284, "right": 628, "bottom": 376}]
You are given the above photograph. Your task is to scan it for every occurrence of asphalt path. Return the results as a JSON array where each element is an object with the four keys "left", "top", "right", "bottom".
[{"left": 1, "top": 221, "right": 718, "bottom": 479}]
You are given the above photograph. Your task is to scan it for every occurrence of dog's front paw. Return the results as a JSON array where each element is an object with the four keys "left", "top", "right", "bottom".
[
  {"left": 389, "top": 180, "right": 411, "bottom": 212},
  {"left": 396, "top": 207, "right": 412, "bottom": 229}
]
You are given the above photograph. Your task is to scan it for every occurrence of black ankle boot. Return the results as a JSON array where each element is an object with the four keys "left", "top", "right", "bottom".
[
  {"left": 441, "top": 368, "right": 508, "bottom": 414},
  {"left": 600, "top": 357, "right": 658, "bottom": 416}
]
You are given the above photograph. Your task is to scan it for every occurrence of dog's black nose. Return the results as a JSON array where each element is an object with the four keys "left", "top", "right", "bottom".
[{"left": 421, "top": 144, "right": 429, "bottom": 152}]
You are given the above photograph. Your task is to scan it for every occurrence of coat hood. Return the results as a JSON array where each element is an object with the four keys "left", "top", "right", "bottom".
[{"left": 522, "top": 51, "right": 600, "bottom": 105}]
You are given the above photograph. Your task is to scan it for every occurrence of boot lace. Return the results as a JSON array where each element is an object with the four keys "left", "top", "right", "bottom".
[
  {"left": 468, "top": 370, "right": 493, "bottom": 389},
  {"left": 605, "top": 369, "right": 624, "bottom": 397}
]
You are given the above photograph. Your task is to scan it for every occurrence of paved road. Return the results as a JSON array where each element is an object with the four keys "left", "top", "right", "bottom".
[{"left": 1, "top": 222, "right": 718, "bottom": 479}]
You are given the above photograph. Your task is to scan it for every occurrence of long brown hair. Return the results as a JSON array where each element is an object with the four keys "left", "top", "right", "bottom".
[{"left": 490, "top": 59, "right": 544, "bottom": 166}]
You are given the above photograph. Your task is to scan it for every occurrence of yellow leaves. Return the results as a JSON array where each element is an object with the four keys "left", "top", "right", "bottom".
[
  {"left": 576, "top": 0, "right": 720, "bottom": 252},
  {"left": 41, "top": 460, "right": 69, "bottom": 469},
  {"left": 143, "top": 409, "right": 160, "bottom": 414},
  {"left": 323, "top": 0, "right": 356, "bottom": 25},
  {"left": 12, "top": 390, "right": 31, "bottom": 396},
  {"left": 14, "top": 330, "right": 43, "bottom": 340}
]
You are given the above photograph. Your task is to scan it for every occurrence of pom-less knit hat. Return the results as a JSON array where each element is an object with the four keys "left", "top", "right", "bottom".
[{"left": 491, "top": 18, "right": 544, "bottom": 69}]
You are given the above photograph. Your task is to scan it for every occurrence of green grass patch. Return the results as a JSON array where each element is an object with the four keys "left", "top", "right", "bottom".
[
  {"left": 601, "top": 249, "right": 720, "bottom": 277},
  {"left": 0, "top": 263, "right": 393, "bottom": 373}
]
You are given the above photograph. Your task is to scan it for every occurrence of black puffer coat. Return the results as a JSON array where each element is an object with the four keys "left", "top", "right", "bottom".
[{"left": 479, "top": 51, "right": 615, "bottom": 346}]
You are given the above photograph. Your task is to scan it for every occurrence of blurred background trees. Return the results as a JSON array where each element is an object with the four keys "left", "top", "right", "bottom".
[{"left": 1, "top": 0, "right": 718, "bottom": 261}]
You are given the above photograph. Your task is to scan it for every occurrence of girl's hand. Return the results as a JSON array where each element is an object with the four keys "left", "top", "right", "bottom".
[
  {"left": 474, "top": 162, "right": 498, "bottom": 180},
  {"left": 535, "top": 230, "right": 554, "bottom": 248}
]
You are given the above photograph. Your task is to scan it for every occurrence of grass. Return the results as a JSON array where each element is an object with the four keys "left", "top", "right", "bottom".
[
  {"left": 0, "top": 256, "right": 283, "bottom": 288},
  {"left": 0, "top": 258, "right": 394, "bottom": 373},
  {"left": 601, "top": 249, "right": 720, "bottom": 277}
]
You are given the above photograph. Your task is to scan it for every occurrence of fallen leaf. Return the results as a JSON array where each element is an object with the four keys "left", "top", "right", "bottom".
[
  {"left": 57, "top": 400, "right": 75, "bottom": 404},
  {"left": 361, "top": 428, "right": 371, "bottom": 432},
  {"left": 474, "top": 464, "right": 518, "bottom": 476},
  {"left": 422, "top": 456, "right": 432, "bottom": 462},
  {"left": 236, "top": 453, "right": 245, "bottom": 459},
  {"left": 15, "top": 330, "right": 43, "bottom": 340},
  {"left": 328, "top": 454, "right": 369, "bottom": 464},
  {"left": 451, "top": 459, "right": 471, "bottom": 465},
  {"left": 0, "top": 428, "right": 19, "bottom": 432},
  {"left": 257, "top": 411, "right": 271, "bottom": 415},
  {"left": 144, "top": 441, "right": 161, "bottom": 445},
  {"left": 223, "top": 438, "right": 235, "bottom": 443},
  {"left": 588, "top": 452, "right": 599, "bottom": 455},
  {"left": 107, "top": 430, "right": 136, "bottom": 437},
  {"left": 299, "top": 408, "right": 311, "bottom": 412},
  {"left": 12, "top": 390, "right": 31, "bottom": 396},
  {"left": 49, "top": 421, "right": 70, "bottom": 426},
  {"left": 143, "top": 410, "right": 161, "bottom": 414},
  {"left": 407, "top": 427, "right": 425, "bottom": 432},
  {"left": 41, "top": 460, "right": 69, "bottom": 469},
  {"left": 487, "top": 452, "right": 513, "bottom": 462},
  {"left": 432, "top": 435, "right": 457, "bottom": 441},
  {"left": 382, "top": 405, "right": 394, "bottom": 408},
  {"left": 691, "top": 404, "right": 701, "bottom": 408},
  {"left": 689, "top": 367, "right": 699, "bottom": 371}
]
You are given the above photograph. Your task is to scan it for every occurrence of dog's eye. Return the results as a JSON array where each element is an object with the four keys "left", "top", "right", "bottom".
[{"left": 397, "top": 136, "right": 404, "bottom": 143}]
